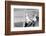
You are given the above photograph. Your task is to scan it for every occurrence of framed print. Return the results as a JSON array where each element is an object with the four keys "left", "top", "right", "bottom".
[{"left": 5, "top": 1, "right": 45, "bottom": 35}]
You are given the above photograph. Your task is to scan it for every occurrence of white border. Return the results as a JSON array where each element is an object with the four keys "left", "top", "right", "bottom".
[{"left": 11, "top": 5, "right": 42, "bottom": 31}]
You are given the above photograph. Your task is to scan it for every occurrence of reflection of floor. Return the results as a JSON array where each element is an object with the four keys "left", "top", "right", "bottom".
[
  {"left": 14, "top": 20, "right": 39, "bottom": 27},
  {"left": 14, "top": 14, "right": 39, "bottom": 27}
]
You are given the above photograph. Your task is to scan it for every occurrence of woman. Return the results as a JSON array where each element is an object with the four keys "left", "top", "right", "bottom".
[{"left": 24, "top": 14, "right": 39, "bottom": 27}]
